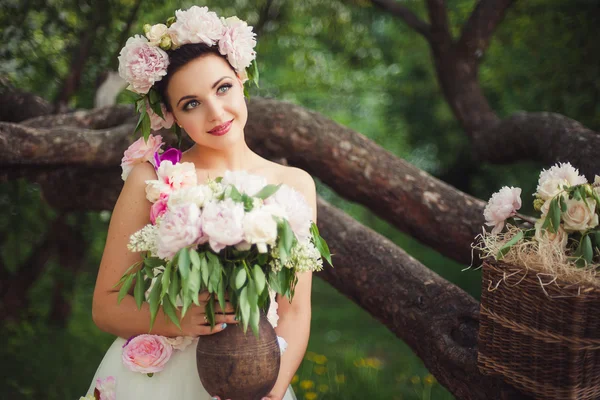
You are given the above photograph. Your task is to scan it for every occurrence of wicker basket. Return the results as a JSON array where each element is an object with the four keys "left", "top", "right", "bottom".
[{"left": 478, "top": 260, "right": 600, "bottom": 400}]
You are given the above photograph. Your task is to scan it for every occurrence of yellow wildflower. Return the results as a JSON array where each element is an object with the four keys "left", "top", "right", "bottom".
[
  {"left": 313, "top": 354, "right": 328, "bottom": 365},
  {"left": 300, "top": 380, "right": 315, "bottom": 390},
  {"left": 335, "top": 374, "right": 346, "bottom": 384},
  {"left": 365, "top": 357, "right": 382, "bottom": 369},
  {"left": 318, "top": 384, "right": 329, "bottom": 393},
  {"left": 353, "top": 358, "right": 365, "bottom": 367},
  {"left": 304, "top": 392, "right": 318, "bottom": 400},
  {"left": 410, "top": 375, "right": 421, "bottom": 385},
  {"left": 314, "top": 365, "right": 327, "bottom": 375},
  {"left": 305, "top": 351, "right": 318, "bottom": 362},
  {"left": 291, "top": 375, "right": 299, "bottom": 384},
  {"left": 424, "top": 374, "right": 436, "bottom": 385}
]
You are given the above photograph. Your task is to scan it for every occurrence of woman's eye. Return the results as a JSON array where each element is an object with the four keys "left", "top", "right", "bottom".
[
  {"left": 218, "top": 83, "right": 232, "bottom": 94},
  {"left": 184, "top": 100, "right": 199, "bottom": 110}
]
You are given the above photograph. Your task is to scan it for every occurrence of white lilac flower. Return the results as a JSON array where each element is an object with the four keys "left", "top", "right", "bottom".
[
  {"left": 128, "top": 224, "right": 159, "bottom": 256},
  {"left": 269, "top": 241, "right": 323, "bottom": 273}
]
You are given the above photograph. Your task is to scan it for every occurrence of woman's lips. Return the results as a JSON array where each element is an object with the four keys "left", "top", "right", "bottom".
[{"left": 208, "top": 119, "right": 233, "bottom": 136}]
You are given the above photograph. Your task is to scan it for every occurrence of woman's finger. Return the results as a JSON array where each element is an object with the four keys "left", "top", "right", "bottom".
[
  {"left": 212, "top": 313, "right": 238, "bottom": 325},
  {"left": 197, "top": 322, "right": 230, "bottom": 336}
]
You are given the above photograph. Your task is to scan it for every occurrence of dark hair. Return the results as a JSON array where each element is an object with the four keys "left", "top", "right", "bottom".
[{"left": 154, "top": 43, "right": 236, "bottom": 112}]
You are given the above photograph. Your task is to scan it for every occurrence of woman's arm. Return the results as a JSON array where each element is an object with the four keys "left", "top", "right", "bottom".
[
  {"left": 91, "top": 162, "right": 234, "bottom": 339},
  {"left": 267, "top": 168, "right": 317, "bottom": 399}
]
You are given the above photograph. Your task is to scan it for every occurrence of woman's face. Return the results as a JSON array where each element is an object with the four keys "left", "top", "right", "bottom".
[{"left": 166, "top": 53, "right": 247, "bottom": 150}]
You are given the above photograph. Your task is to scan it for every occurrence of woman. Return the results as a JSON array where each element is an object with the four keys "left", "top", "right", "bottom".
[{"left": 87, "top": 6, "right": 315, "bottom": 400}]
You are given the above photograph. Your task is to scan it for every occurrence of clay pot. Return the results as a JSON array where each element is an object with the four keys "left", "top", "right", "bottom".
[{"left": 196, "top": 312, "right": 280, "bottom": 400}]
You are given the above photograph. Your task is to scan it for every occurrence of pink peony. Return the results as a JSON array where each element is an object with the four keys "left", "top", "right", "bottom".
[
  {"left": 156, "top": 161, "right": 197, "bottom": 192},
  {"left": 484, "top": 186, "right": 522, "bottom": 234},
  {"left": 146, "top": 100, "right": 174, "bottom": 131},
  {"left": 164, "top": 336, "right": 195, "bottom": 351},
  {"left": 118, "top": 35, "right": 169, "bottom": 94},
  {"left": 168, "top": 6, "right": 225, "bottom": 48},
  {"left": 218, "top": 16, "right": 257, "bottom": 72},
  {"left": 266, "top": 185, "right": 313, "bottom": 243},
  {"left": 121, "top": 334, "right": 173, "bottom": 374},
  {"left": 201, "top": 198, "right": 245, "bottom": 253},
  {"left": 95, "top": 376, "right": 116, "bottom": 400},
  {"left": 150, "top": 193, "right": 169, "bottom": 224},
  {"left": 121, "top": 134, "right": 164, "bottom": 181},
  {"left": 156, "top": 203, "right": 206, "bottom": 260}
]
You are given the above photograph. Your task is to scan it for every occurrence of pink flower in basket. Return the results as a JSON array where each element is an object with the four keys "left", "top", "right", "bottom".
[
  {"left": 122, "top": 334, "right": 173, "bottom": 374},
  {"left": 484, "top": 186, "right": 522, "bottom": 234}
]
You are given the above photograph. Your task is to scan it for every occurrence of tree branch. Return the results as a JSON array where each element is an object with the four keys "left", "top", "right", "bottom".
[
  {"left": 425, "top": 0, "right": 454, "bottom": 51},
  {"left": 455, "top": 0, "right": 516, "bottom": 63},
  {"left": 316, "top": 198, "right": 531, "bottom": 400},
  {"left": 369, "top": 0, "right": 431, "bottom": 41},
  {"left": 473, "top": 111, "right": 600, "bottom": 179}
]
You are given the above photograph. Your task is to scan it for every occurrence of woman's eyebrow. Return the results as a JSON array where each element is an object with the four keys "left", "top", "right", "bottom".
[{"left": 176, "top": 76, "right": 232, "bottom": 107}]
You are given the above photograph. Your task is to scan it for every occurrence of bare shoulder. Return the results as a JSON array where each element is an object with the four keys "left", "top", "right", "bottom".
[{"left": 278, "top": 165, "right": 315, "bottom": 194}]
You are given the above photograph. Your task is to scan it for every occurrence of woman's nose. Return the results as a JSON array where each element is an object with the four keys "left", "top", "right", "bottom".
[{"left": 206, "top": 100, "right": 225, "bottom": 122}]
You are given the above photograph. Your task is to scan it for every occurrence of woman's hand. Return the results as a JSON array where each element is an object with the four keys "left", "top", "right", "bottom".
[{"left": 179, "top": 291, "right": 238, "bottom": 337}]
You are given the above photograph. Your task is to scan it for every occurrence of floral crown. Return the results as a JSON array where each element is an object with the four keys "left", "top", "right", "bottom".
[{"left": 118, "top": 6, "right": 259, "bottom": 145}]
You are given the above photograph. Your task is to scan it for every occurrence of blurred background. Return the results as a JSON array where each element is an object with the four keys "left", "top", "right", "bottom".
[{"left": 1, "top": 0, "right": 599, "bottom": 399}]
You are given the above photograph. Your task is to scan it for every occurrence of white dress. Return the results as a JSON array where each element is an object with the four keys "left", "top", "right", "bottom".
[{"left": 86, "top": 290, "right": 296, "bottom": 399}]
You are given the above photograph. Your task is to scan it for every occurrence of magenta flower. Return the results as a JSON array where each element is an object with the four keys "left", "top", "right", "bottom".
[{"left": 154, "top": 148, "right": 182, "bottom": 169}]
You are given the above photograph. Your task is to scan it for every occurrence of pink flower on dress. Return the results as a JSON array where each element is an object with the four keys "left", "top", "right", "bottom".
[
  {"left": 146, "top": 100, "right": 174, "bottom": 131},
  {"left": 156, "top": 204, "right": 206, "bottom": 260},
  {"left": 484, "top": 186, "right": 522, "bottom": 234},
  {"left": 121, "top": 134, "right": 163, "bottom": 181},
  {"left": 168, "top": 6, "right": 225, "bottom": 48},
  {"left": 218, "top": 16, "right": 257, "bottom": 73},
  {"left": 266, "top": 185, "right": 313, "bottom": 243},
  {"left": 95, "top": 376, "right": 116, "bottom": 400},
  {"left": 121, "top": 334, "right": 173, "bottom": 374},
  {"left": 164, "top": 336, "right": 194, "bottom": 351},
  {"left": 118, "top": 35, "right": 169, "bottom": 94},
  {"left": 201, "top": 198, "right": 245, "bottom": 253},
  {"left": 150, "top": 193, "right": 169, "bottom": 224}
]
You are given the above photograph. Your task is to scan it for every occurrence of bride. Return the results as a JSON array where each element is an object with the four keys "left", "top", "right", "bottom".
[{"left": 86, "top": 6, "right": 316, "bottom": 400}]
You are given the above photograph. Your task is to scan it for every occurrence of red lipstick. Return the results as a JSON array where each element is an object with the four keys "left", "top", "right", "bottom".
[{"left": 208, "top": 119, "right": 233, "bottom": 136}]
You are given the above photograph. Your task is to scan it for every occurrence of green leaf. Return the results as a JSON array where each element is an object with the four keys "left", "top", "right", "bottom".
[
  {"left": 560, "top": 196, "right": 568, "bottom": 212},
  {"left": 148, "top": 88, "right": 160, "bottom": 105},
  {"left": 181, "top": 287, "right": 193, "bottom": 320},
  {"left": 240, "top": 287, "right": 250, "bottom": 333},
  {"left": 134, "top": 107, "right": 146, "bottom": 134},
  {"left": 200, "top": 253, "right": 209, "bottom": 287},
  {"left": 235, "top": 267, "right": 247, "bottom": 290},
  {"left": 179, "top": 248, "right": 191, "bottom": 281},
  {"left": 134, "top": 271, "right": 145, "bottom": 310},
  {"left": 269, "top": 270, "right": 282, "bottom": 293},
  {"left": 217, "top": 274, "right": 226, "bottom": 314},
  {"left": 278, "top": 218, "right": 295, "bottom": 265},
  {"left": 117, "top": 273, "right": 135, "bottom": 304},
  {"left": 148, "top": 279, "right": 162, "bottom": 332},
  {"left": 144, "top": 257, "right": 165, "bottom": 269},
  {"left": 162, "top": 295, "right": 181, "bottom": 330},
  {"left": 207, "top": 295, "right": 215, "bottom": 329},
  {"left": 225, "top": 184, "right": 243, "bottom": 202},
  {"left": 141, "top": 113, "right": 151, "bottom": 141},
  {"left": 161, "top": 262, "right": 171, "bottom": 299},
  {"left": 253, "top": 184, "right": 281, "bottom": 199},
  {"left": 250, "top": 304, "right": 260, "bottom": 338},
  {"left": 549, "top": 197, "right": 561, "bottom": 234},
  {"left": 208, "top": 254, "right": 221, "bottom": 292},
  {"left": 253, "top": 264, "right": 266, "bottom": 294},
  {"left": 247, "top": 279, "right": 258, "bottom": 306},
  {"left": 497, "top": 231, "right": 524, "bottom": 260},
  {"left": 583, "top": 235, "right": 594, "bottom": 264},
  {"left": 188, "top": 256, "right": 202, "bottom": 305},
  {"left": 168, "top": 266, "right": 180, "bottom": 307}
]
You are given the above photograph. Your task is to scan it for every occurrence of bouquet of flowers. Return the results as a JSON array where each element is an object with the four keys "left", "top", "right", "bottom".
[
  {"left": 476, "top": 162, "right": 600, "bottom": 281},
  {"left": 116, "top": 135, "right": 332, "bottom": 337}
]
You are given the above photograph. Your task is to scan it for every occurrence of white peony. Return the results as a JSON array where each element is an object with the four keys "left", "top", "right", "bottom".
[
  {"left": 168, "top": 185, "right": 213, "bottom": 209},
  {"left": 483, "top": 186, "right": 522, "bottom": 235},
  {"left": 117, "top": 35, "right": 169, "bottom": 94},
  {"left": 221, "top": 170, "right": 267, "bottom": 196},
  {"left": 164, "top": 336, "right": 194, "bottom": 351},
  {"left": 536, "top": 162, "right": 587, "bottom": 200},
  {"left": 201, "top": 198, "right": 245, "bottom": 253},
  {"left": 243, "top": 207, "right": 278, "bottom": 253},
  {"left": 168, "top": 6, "right": 225, "bottom": 48},
  {"left": 156, "top": 161, "right": 197, "bottom": 193},
  {"left": 266, "top": 185, "right": 313, "bottom": 243},
  {"left": 562, "top": 198, "right": 598, "bottom": 232},
  {"left": 218, "top": 16, "right": 257, "bottom": 72},
  {"left": 145, "top": 180, "right": 170, "bottom": 203}
]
